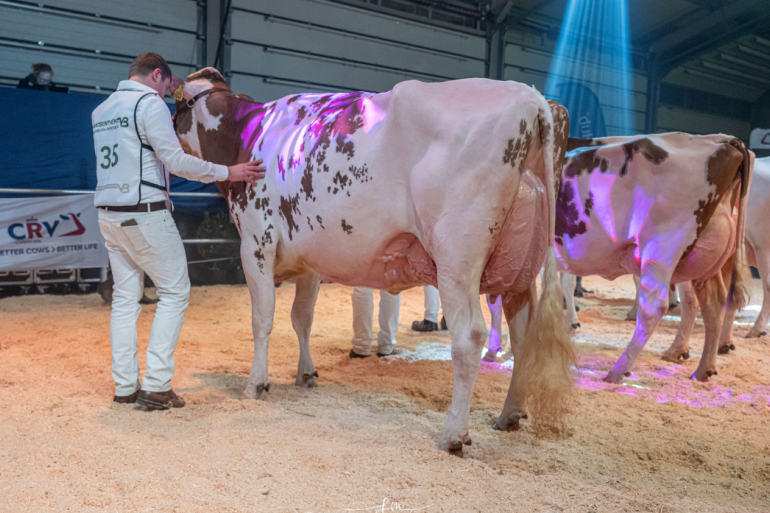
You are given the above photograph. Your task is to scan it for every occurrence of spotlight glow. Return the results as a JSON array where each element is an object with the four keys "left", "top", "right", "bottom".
[{"left": 545, "top": 0, "right": 634, "bottom": 135}]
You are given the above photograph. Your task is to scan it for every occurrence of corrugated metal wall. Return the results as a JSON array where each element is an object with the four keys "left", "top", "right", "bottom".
[
  {"left": 225, "top": 0, "right": 486, "bottom": 102},
  {"left": 0, "top": 0, "right": 204, "bottom": 95},
  {"left": 0, "top": 0, "right": 753, "bottom": 141}
]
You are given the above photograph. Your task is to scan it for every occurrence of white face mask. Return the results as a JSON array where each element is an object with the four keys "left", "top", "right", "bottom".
[{"left": 36, "top": 72, "right": 52, "bottom": 86}]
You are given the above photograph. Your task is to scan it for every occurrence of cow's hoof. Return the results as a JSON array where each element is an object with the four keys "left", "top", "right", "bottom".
[
  {"left": 447, "top": 441, "right": 465, "bottom": 458},
  {"left": 570, "top": 323, "right": 581, "bottom": 331},
  {"left": 603, "top": 372, "right": 623, "bottom": 384},
  {"left": 296, "top": 370, "right": 319, "bottom": 388},
  {"left": 482, "top": 351, "right": 497, "bottom": 363},
  {"left": 494, "top": 411, "right": 526, "bottom": 431},
  {"left": 662, "top": 350, "right": 689, "bottom": 363},
  {"left": 625, "top": 313, "right": 637, "bottom": 322},
  {"left": 693, "top": 369, "right": 717, "bottom": 382},
  {"left": 717, "top": 344, "right": 733, "bottom": 355},
  {"left": 242, "top": 381, "right": 271, "bottom": 400}
]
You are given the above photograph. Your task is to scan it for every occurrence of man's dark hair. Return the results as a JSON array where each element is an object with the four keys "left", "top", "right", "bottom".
[
  {"left": 32, "top": 63, "right": 53, "bottom": 75},
  {"left": 128, "top": 53, "right": 172, "bottom": 80}
]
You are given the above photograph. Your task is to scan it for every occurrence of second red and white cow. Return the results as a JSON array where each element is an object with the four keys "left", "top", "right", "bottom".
[
  {"left": 173, "top": 68, "right": 574, "bottom": 454},
  {"left": 556, "top": 133, "right": 752, "bottom": 383}
]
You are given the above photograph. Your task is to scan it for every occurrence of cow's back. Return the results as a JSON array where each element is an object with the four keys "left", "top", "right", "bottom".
[{"left": 236, "top": 79, "right": 553, "bottom": 291}]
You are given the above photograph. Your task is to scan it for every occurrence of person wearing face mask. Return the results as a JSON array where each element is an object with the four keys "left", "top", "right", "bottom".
[
  {"left": 17, "top": 63, "right": 62, "bottom": 91},
  {"left": 92, "top": 52, "right": 266, "bottom": 411}
]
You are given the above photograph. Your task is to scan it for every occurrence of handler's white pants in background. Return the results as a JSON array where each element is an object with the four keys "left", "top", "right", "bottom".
[
  {"left": 424, "top": 285, "right": 443, "bottom": 323},
  {"left": 351, "top": 287, "right": 401, "bottom": 356},
  {"left": 98, "top": 209, "right": 190, "bottom": 396}
]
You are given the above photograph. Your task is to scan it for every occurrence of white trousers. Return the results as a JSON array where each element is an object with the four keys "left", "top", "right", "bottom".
[
  {"left": 351, "top": 287, "right": 401, "bottom": 356},
  {"left": 98, "top": 209, "right": 190, "bottom": 396},
  {"left": 424, "top": 285, "right": 442, "bottom": 323}
]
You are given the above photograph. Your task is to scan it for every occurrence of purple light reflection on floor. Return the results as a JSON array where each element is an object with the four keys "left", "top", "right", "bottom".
[{"left": 570, "top": 362, "right": 770, "bottom": 412}]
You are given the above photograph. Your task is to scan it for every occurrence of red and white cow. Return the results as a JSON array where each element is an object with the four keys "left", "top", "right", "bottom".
[
  {"left": 173, "top": 68, "right": 574, "bottom": 454},
  {"left": 555, "top": 134, "right": 752, "bottom": 383},
  {"left": 657, "top": 156, "right": 768, "bottom": 359}
]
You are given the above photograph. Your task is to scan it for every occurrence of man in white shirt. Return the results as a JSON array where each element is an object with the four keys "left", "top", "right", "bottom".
[{"left": 93, "top": 53, "right": 265, "bottom": 410}]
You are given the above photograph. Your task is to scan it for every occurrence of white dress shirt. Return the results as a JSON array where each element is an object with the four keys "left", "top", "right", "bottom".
[{"left": 121, "top": 80, "right": 228, "bottom": 203}]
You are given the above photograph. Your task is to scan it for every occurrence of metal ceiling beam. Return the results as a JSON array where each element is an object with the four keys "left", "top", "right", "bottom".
[
  {"left": 654, "top": 0, "right": 764, "bottom": 56},
  {"left": 682, "top": 0, "right": 727, "bottom": 10},
  {"left": 656, "top": 1, "right": 770, "bottom": 72},
  {"left": 737, "top": 43, "right": 770, "bottom": 62},
  {"left": 718, "top": 52, "right": 770, "bottom": 74},
  {"left": 701, "top": 60, "right": 770, "bottom": 86}
]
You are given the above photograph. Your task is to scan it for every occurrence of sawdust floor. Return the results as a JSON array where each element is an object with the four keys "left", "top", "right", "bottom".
[{"left": 1, "top": 276, "right": 769, "bottom": 512}]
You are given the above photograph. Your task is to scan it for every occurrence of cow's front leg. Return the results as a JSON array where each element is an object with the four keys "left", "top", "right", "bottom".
[
  {"left": 605, "top": 275, "right": 669, "bottom": 383},
  {"left": 495, "top": 283, "right": 536, "bottom": 431},
  {"left": 291, "top": 273, "right": 321, "bottom": 387},
  {"left": 663, "top": 281, "right": 697, "bottom": 362},
  {"left": 560, "top": 273, "right": 580, "bottom": 329},
  {"left": 241, "top": 240, "right": 277, "bottom": 401},
  {"left": 437, "top": 278, "right": 487, "bottom": 456},
  {"left": 693, "top": 274, "right": 727, "bottom": 381}
]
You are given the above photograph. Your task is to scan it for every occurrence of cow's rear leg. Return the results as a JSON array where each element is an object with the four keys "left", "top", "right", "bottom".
[
  {"left": 436, "top": 275, "right": 488, "bottom": 456},
  {"left": 717, "top": 256, "right": 738, "bottom": 354},
  {"left": 663, "top": 281, "right": 697, "bottom": 362},
  {"left": 626, "top": 275, "right": 641, "bottom": 321},
  {"left": 241, "top": 244, "right": 277, "bottom": 401},
  {"left": 693, "top": 274, "right": 727, "bottom": 381},
  {"left": 560, "top": 273, "right": 580, "bottom": 329},
  {"left": 606, "top": 275, "right": 669, "bottom": 383},
  {"left": 291, "top": 273, "right": 321, "bottom": 388},
  {"left": 494, "top": 283, "right": 536, "bottom": 431},
  {"left": 747, "top": 245, "right": 770, "bottom": 338}
]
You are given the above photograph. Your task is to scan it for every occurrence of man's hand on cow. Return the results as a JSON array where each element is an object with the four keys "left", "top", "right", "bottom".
[{"left": 228, "top": 160, "right": 267, "bottom": 186}]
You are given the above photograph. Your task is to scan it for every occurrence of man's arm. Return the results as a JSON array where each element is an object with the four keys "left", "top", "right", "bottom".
[{"left": 141, "top": 97, "right": 264, "bottom": 185}]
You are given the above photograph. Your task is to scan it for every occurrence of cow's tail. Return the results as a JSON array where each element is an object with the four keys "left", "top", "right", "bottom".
[
  {"left": 535, "top": 102, "right": 558, "bottom": 245},
  {"left": 511, "top": 93, "right": 575, "bottom": 434},
  {"left": 512, "top": 247, "right": 576, "bottom": 434},
  {"left": 727, "top": 139, "right": 753, "bottom": 311}
]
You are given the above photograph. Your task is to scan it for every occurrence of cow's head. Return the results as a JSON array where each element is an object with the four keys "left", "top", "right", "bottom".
[{"left": 173, "top": 67, "right": 251, "bottom": 166}]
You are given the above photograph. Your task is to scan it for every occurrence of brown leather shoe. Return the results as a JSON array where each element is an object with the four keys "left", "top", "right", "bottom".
[
  {"left": 137, "top": 389, "right": 185, "bottom": 410},
  {"left": 113, "top": 390, "right": 139, "bottom": 404}
]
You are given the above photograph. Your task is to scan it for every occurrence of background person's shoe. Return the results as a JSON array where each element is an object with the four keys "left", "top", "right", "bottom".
[
  {"left": 348, "top": 349, "right": 370, "bottom": 359},
  {"left": 411, "top": 319, "right": 439, "bottom": 332},
  {"left": 138, "top": 389, "right": 185, "bottom": 410},
  {"left": 113, "top": 390, "right": 139, "bottom": 404},
  {"left": 377, "top": 346, "right": 404, "bottom": 357}
]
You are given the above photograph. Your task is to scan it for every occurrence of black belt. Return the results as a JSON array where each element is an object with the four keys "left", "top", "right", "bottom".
[{"left": 99, "top": 201, "right": 168, "bottom": 213}]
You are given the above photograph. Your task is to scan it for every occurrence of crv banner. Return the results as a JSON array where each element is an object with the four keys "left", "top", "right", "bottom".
[{"left": 0, "top": 195, "right": 107, "bottom": 271}]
